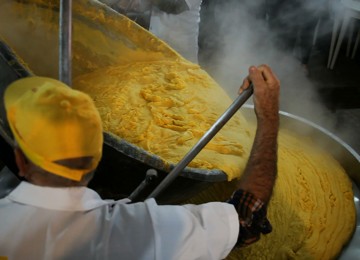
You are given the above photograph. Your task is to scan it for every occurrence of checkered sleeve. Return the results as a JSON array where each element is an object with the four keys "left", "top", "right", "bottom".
[{"left": 227, "top": 189, "right": 272, "bottom": 247}]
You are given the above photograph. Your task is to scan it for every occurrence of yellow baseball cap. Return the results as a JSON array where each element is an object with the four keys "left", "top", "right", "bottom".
[{"left": 4, "top": 76, "right": 103, "bottom": 181}]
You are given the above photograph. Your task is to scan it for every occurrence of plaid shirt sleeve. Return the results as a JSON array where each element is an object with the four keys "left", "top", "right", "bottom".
[{"left": 227, "top": 189, "right": 272, "bottom": 247}]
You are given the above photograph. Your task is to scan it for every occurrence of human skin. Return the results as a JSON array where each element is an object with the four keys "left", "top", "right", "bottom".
[{"left": 236, "top": 65, "right": 280, "bottom": 204}]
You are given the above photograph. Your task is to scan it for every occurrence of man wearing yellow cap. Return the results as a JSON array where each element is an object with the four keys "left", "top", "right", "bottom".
[{"left": 0, "top": 65, "right": 279, "bottom": 259}]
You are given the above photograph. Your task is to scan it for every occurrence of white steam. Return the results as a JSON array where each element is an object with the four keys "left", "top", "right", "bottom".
[{"left": 199, "top": 0, "right": 339, "bottom": 131}]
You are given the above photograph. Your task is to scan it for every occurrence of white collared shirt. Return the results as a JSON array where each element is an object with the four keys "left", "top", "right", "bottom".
[{"left": 0, "top": 182, "right": 238, "bottom": 260}]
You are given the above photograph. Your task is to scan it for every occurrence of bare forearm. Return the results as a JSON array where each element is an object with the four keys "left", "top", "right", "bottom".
[
  {"left": 237, "top": 117, "right": 279, "bottom": 204},
  {"left": 228, "top": 65, "right": 279, "bottom": 247}
]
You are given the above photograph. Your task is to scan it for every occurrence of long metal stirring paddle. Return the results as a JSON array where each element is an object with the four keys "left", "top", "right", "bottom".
[
  {"left": 59, "top": 0, "right": 72, "bottom": 86},
  {"left": 147, "top": 84, "right": 254, "bottom": 199}
]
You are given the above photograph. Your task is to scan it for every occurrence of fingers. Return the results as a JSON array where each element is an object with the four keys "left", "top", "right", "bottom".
[
  {"left": 238, "top": 64, "right": 280, "bottom": 95},
  {"left": 255, "top": 64, "right": 280, "bottom": 88},
  {"left": 238, "top": 77, "right": 251, "bottom": 94},
  {"left": 238, "top": 66, "right": 258, "bottom": 94},
  {"left": 248, "top": 66, "right": 265, "bottom": 87}
]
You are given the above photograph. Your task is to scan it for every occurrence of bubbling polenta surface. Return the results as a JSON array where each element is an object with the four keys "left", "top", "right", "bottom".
[{"left": 74, "top": 60, "right": 253, "bottom": 181}]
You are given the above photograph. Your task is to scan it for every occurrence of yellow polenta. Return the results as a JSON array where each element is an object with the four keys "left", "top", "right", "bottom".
[
  {"left": 187, "top": 128, "right": 355, "bottom": 259},
  {"left": 74, "top": 60, "right": 253, "bottom": 180},
  {"left": 74, "top": 60, "right": 355, "bottom": 259}
]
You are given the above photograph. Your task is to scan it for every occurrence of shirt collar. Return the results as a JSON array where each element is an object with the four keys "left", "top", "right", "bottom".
[{"left": 7, "top": 181, "right": 129, "bottom": 211}]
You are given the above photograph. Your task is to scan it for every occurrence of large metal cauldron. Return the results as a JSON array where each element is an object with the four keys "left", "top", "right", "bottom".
[{"left": 1, "top": 39, "right": 360, "bottom": 257}]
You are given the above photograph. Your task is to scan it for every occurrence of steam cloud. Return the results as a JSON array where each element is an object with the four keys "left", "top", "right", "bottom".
[{"left": 198, "top": 0, "right": 341, "bottom": 131}]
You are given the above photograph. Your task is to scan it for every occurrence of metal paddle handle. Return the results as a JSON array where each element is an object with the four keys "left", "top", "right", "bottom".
[
  {"left": 147, "top": 84, "right": 254, "bottom": 199},
  {"left": 59, "top": 0, "right": 72, "bottom": 86}
]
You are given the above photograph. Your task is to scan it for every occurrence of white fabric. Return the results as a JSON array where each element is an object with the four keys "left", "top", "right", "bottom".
[
  {"left": 149, "top": 0, "right": 203, "bottom": 63},
  {"left": 0, "top": 181, "right": 239, "bottom": 260}
]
